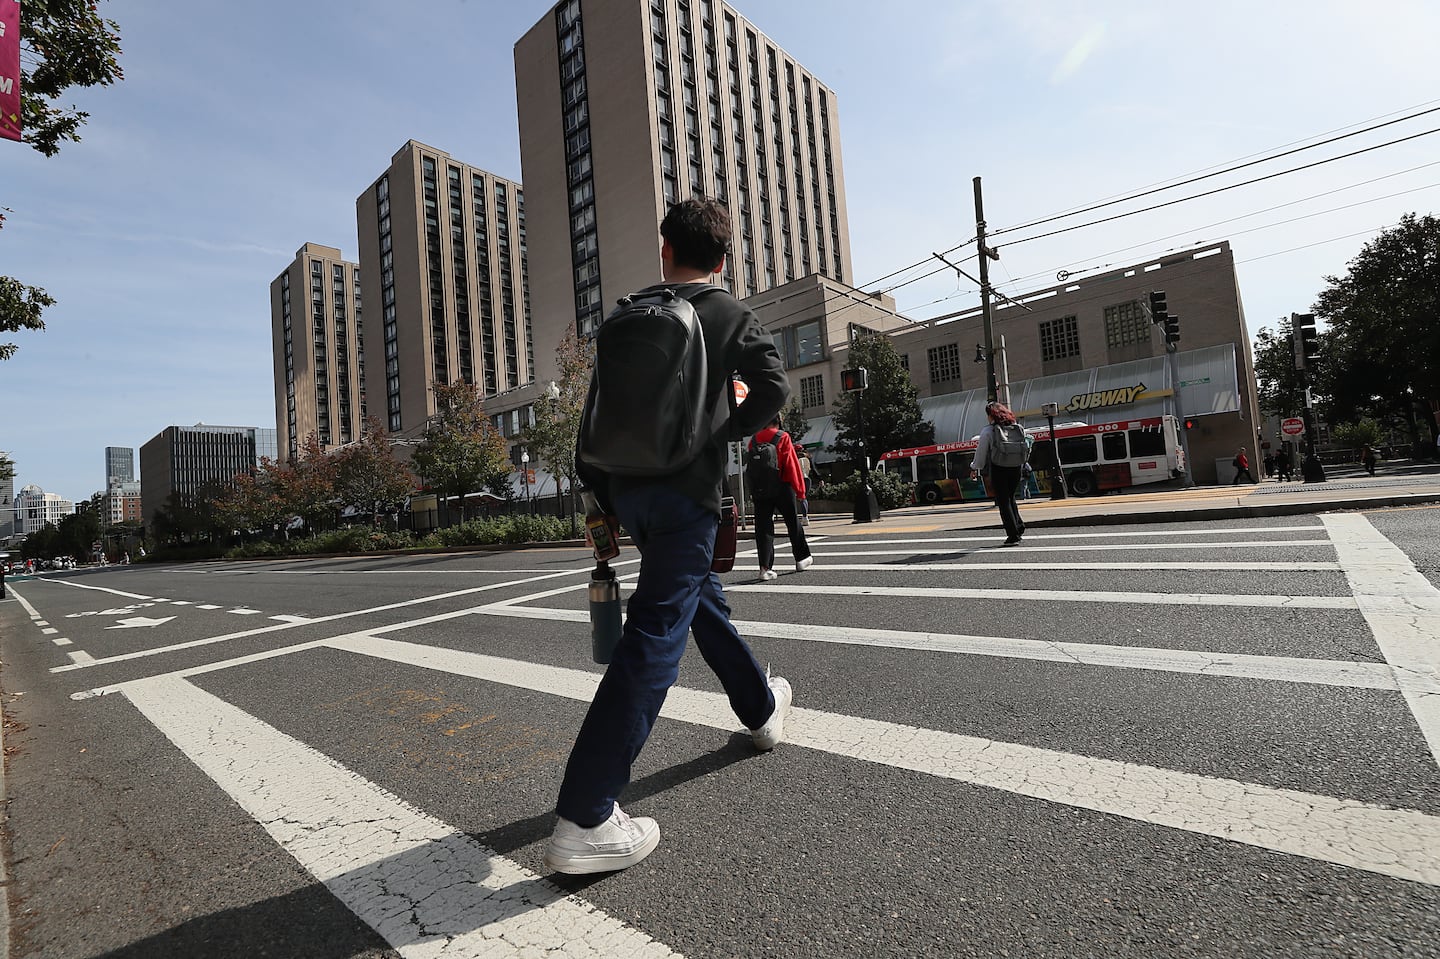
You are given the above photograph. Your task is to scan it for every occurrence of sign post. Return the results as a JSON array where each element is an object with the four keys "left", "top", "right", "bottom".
[{"left": 1280, "top": 417, "right": 1305, "bottom": 439}]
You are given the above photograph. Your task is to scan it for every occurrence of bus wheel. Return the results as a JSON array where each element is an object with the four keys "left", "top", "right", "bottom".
[
  {"left": 1068, "top": 471, "right": 1096, "bottom": 496},
  {"left": 918, "top": 484, "right": 943, "bottom": 505}
]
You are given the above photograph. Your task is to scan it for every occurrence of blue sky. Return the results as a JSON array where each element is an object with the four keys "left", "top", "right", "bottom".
[{"left": 4, "top": 0, "right": 1438, "bottom": 503}]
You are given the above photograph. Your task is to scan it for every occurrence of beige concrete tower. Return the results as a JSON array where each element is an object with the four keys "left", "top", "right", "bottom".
[
  {"left": 516, "top": 0, "right": 854, "bottom": 380},
  {"left": 269, "top": 243, "right": 367, "bottom": 462},
  {"left": 355, "top": 141, "right": 532, "bottom": 437}
]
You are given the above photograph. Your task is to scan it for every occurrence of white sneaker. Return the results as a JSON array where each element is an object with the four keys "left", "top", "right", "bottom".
[
  {"left": 759, "top": 568, "right": 778, "bottom": 581},
  {"left": 543, "top": 804, "right": 660, "bottom": 875},
  {"left": 750, "top": 676, "right": 792, "bottom": 751},
  {"left": 795, "top": 556, "right": 813, "bottom": 572}
]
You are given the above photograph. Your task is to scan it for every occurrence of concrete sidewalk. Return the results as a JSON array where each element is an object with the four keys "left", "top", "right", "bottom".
[{"left": 801, "top": 462, "right": 1440, "bottom": 533}]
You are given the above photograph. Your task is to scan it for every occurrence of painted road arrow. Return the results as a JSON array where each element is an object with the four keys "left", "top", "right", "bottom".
[{"left": 106, "top": 616, "right": 177, "bottom": 630}]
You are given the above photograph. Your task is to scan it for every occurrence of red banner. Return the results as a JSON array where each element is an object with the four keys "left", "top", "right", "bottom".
[{"left": 0, "top": 0, "right": 19, "bottom": 143}]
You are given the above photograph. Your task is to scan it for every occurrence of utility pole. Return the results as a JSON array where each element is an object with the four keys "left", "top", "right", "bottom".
[{"left": 973, "top": 177, "right": 1000, "bottom": 402}]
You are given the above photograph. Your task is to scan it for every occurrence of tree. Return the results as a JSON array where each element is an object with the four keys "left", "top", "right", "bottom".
[
  {"left": 781, "top": 397, "right": 811, "bottom": 446},
  {"left": 411, "top": 382, "right": 510, "bottom": 525},
  {"left": 0, "top": 452, "right": 14, "bottom": 483},
  {"left": 333, "top": 419, "right": 413, "bottom": 526},
  {"left": 829, "top": 333, "right": 933, "bottom": 461},
  {"left": 3, "top": 1, "right": 124, "bottom": 358},
  {"left": 213, "top": 458, "right": 291, "bottom": 539},
  {"left": 1314, "top": 214, "right": 1440, "bottom": 452},
  {"left": 277, "top": 434, "right": 341, "bottom": 533},
  {"left": 1251, "top": 323, "right": 1312, "bottom": 420},
  {"left": 523, "top": 328, "right": 593, "bottom": 509}
]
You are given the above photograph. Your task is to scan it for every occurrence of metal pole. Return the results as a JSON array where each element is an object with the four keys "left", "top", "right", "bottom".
[
  {"left": 852, "top": 389, "right": 881, "bottom": 523},
  {"left": 973, "top": 177, "right": 999, "bottom": 402},
  {"left": 1165, "top": 343, "right": 1197, "bottom": 488},
  {"left": 997, "top": 334, "right": 1012, "bottom": 407}
]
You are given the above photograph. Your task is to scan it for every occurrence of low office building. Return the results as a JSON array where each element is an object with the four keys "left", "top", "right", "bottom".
[
  {"left": 794, "top": 242, "right": 1261, "bottom": 486},
  {"left": 15, "top": 485, "right": 75, "bottom": 535},
  {"left": 140, "top": 425, "right": 277, "bottom": 532}
]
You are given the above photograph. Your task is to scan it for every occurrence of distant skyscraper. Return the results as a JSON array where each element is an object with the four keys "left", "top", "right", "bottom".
[
  {"left": 355, "top": 140, "right": 534, "bottom": 436},
  {"left": 270, "top": 243, "right": 367, "bottom": 462},
  {"left": 139, "top": 425, "right": 272, "bottom": 533},
  {"left": 0, "top": 467, "right": 14, "bottom": 543},
  {"left": 515, "top": 0, "right": 853, "bottom": 379},
  {"left": 105, "top": 446, "right": 134, "bottom": 485}
]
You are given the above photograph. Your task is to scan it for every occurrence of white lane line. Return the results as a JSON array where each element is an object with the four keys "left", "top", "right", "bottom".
[
  {"left": 269, "top": 614, "right": 313, "bottom": 624},
  {"left": 228, "top": 607, "right": 263, "bottom": 615},
  {"left": 729, "top": 584, "right": 1358, "bottom": 609},
  {"left": 40, "top": 627, "right": 58, "bottom": 635},
  {"left": 66, "top": 651, "right": 95, "bottom": 665},
  {"left": 810, "top": 540, "right": 1333, "bottom": 555},
  {"left": 52, "top": 638, "right": 72, "bottom": 647},
  {"left": 8, "top": 586, "right": 44, "bottom": 621},
  {"left": 150, "top": 597, "right": 169, "bottom": 602},
  {"left": 55, "top": 581, "right": 153, "bottom": 600},
  {"left": 729, "top": 562, "right": 1342, "bottom": 572},
  {"left": 332, "top": 635, "right": 1440, "bottom": 887},
  {"left": 197, "top": 605, "right": 222, "bottom": 610},
  {"left": 170, "top": 600, "right": 192, "bottom": 606},
  {"left": 124, "top": 676, "right": 682, "bottom": 959},
  {"left": 1324, "top": 514, "right": 1440, "bottom": 767},
  {"left": 47, "top": 564, "right": 613, "bottom": 676},
  {"left": 469, "top": 604, "right": 1401, "bottom": 692},
  {"left": 784, "top": 526, "right": 1326, "bottom": 546},
  {"left": 34, "top": 620, "right": 49, "bottom": 627}
]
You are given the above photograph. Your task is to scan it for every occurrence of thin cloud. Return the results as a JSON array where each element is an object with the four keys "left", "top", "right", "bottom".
[{"left": 1051, "top": 23, "right": 1106, "bottom": 83}]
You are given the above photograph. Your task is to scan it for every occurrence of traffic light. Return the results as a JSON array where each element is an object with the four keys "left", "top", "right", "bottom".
[
  {"left": 1148, "top": 290, "right": 1168, "bottom": 325},
  {"left": 1163, "top": 314, "right": 1180, "bottom": 347},
  {"left": 1183, "top": 418, "right": 1197, "bottom": 431},
  {"left": 1292, "top": 313, "right": 1319, "bottom": 369},
  {"left": 840, "top": 367, "right": 869, "bottom": 392}
]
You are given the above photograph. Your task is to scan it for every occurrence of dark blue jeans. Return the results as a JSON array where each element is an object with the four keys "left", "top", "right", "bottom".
[{"left": 555, "top": 484, "right": 776, "bottom": 827}]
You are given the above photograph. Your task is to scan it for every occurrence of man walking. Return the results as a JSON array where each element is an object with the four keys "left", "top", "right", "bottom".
[
  {"left": 749, "top": 414, "right": 813, "bottom": 580},
  {"left": 1232, "top": 448, "right": 1256, "bottom": 484},
  {"left": 546, "top": 198, "right": 793, "bottom": 875}
]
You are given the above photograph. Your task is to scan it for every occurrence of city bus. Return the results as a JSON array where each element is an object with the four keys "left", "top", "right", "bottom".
[{"left": 878, "top": 414, "right": 1187, "bottom": 502}]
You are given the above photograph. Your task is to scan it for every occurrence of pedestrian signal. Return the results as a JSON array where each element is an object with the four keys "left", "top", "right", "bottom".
[{"left": 840, "top": 367, "right": 869, "bottom": 392}]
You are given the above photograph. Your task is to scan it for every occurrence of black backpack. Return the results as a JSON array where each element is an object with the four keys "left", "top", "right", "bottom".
[
  {"left": 745, "top": 435, "right": 783, "bottom": 498},
  {"left": 578, "top": 287, "right": 719, "bottom": 477}
]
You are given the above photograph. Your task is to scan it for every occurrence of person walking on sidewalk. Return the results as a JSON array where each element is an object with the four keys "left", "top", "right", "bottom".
[
  {"left": 1275, "top": 448, "right": 1293, "bottom": 482},
  {"left": 971, "top": 401, "right": 1028, "bottom": 546},
  {"left": 1362, "top": 444, "right": 1378, "bottom": 476},
  {"left": 748, "top": 414, "right": 813, "bottom": 580},
  {"left": 545, "top": 197, "right": 793, "bottom": 876},
  {"left": 1232, "top": 448, "right": 1256, "bottom": 484},
  {"left": 795, "top": 445, "right": 815, "bottom": 525}
]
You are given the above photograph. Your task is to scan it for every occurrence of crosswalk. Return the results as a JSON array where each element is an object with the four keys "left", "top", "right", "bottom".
[{"left": 17, "top": 513, "right": 1440, "bottom": 956}]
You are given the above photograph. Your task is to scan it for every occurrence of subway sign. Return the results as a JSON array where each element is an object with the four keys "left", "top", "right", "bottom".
[{"left": 1063, "top": 382, "right": 1147, "bottom": 413}]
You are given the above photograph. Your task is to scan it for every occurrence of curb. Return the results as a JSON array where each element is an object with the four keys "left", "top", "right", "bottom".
[{"left": 1019, "top": 490, "right": 1440, "bottom": 528}]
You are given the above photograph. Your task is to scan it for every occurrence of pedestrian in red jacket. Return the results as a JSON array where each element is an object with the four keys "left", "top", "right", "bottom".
[
  {"left": 749, "top": 415, "right": 812, "bottom": 580},
  {"left": 1232, "top": 448, "right": 1255, "bottom": 484}
]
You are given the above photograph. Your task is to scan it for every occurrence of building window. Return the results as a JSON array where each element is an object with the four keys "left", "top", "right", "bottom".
[
  {"left": 1104, "top": 300, "right": 1150, "bottom": 348},
  {"left": 1039, "top": 315, "right": 1081, "bottom": 363},
  {"left": 799, "top": 374, "right": 824, "bottom": 409},
  {"left": 927, "top": 342, "right": 962, "bottom": 386},
  {"left": 776, "top": 318, "right": 823, "bottom": 368}
]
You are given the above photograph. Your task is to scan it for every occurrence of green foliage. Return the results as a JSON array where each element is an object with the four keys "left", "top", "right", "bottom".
[
  {"left": 3, "top": 1, "right": 125, "bottom": 359},
  {"left": 18, "top": 0, "right": 126, "bottom": 156},
  {"left": 1314, "top": 213, "right": 1440, "bottom": 446},
  {"left": 822, "top": 469, "right": 915, "bottom": 511},
  {"left": 0, "top": 277, "right": 55, "bottom": 360},
  {"left": 829, "top": 333, "right": 934, "bottom": 461},
  {"left": 523, "top": 327, "right": 593, "bottom": 499},
  {"left": 333, "top": 418, "right": 414, "bottom": 522},
  {"left": 412, "top": 382, "right": 511, "bottom": 522},
  {"left": 781, "top": 397, "right": 811, "bottom": 446},
  {"left": 222, "top": 514, "right": 576, "bottom": 559},
  {"left": 1251, "top": 323, "right": 1310, "bottom": 420},
  {"left": 0, "top": 452, "right": 14, "bottom": 483},
  {"left": 1331, "top": 418, "right": 1384, "bottom": 451}
]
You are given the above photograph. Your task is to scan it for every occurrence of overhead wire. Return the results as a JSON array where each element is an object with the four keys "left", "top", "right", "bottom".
[{"left": 988, "top": 101, "right": 1440, "bottom": 238}]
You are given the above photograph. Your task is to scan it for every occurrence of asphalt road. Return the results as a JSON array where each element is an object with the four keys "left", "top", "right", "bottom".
[{"left": 2, "top": 505, "right": 1439, "bottom": 958}]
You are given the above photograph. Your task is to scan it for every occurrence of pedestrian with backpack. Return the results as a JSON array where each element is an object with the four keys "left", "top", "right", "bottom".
[
  {"left": 547, "top": 198, "right": 793, "bottom": 876},
  {"left": 748, "top": 414, "right": 813, "bottom": 581},
  {"left": 970, "top": 401, "right": 1029, "bottom": 546}
]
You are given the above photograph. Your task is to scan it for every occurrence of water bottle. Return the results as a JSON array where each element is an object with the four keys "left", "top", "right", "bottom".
[{"left": 588, "top": 560, "right": 623, "bottom": 664}]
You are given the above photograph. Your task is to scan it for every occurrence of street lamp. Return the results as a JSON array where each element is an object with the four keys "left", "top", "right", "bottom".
[
  {"left": 520, "top": 449, "right": 530, "bottom": 514},
  {"left": 1041, "top": 402, "right": 1068, "bottom": 501}
]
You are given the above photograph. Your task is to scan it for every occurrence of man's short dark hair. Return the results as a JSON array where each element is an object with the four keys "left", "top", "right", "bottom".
[{"left": 661, "top": 198, "right": 732, "bottom": 272}]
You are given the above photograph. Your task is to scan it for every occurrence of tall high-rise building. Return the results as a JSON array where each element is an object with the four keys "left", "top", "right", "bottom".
[
  {"left": 105, "top": 446, "right": 135, "bottom": 485},
  {"left": 356, "top": 141, "right": 534, "bottom": 436},
  {"left": 515, "top": 0, "right": 853, "bottom": 379},
  {"left": 139, "top": 425, "right": 275, "bottom": 533},
  {"left": 270, "top": 243, "right": 367, "bottom": 462}
]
